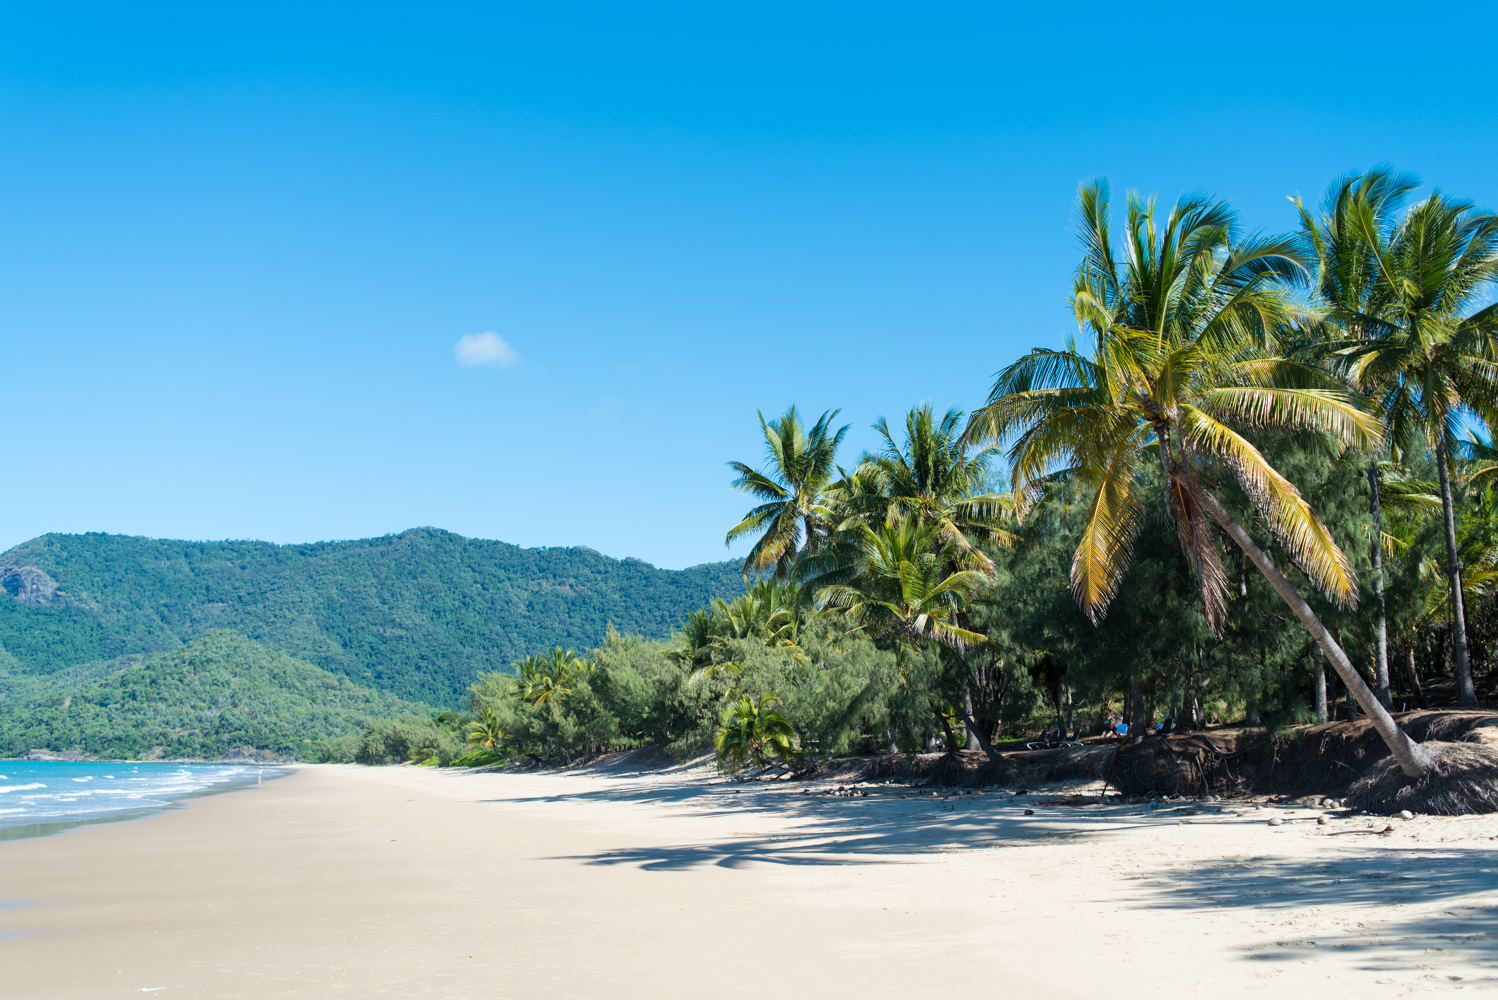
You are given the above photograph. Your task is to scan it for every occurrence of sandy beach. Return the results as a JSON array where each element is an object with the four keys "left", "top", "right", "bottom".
[{"left": 2, "top": 761, "right": 1496, "bottom": 999}]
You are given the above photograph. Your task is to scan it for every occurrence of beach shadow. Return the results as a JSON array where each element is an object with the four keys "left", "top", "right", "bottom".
[
  {"left": 477, "top": 781, "right": 1166, "bottom": 869},
  {"left": 1128, "top": 847, "right": 1498, "bottom": 972}
]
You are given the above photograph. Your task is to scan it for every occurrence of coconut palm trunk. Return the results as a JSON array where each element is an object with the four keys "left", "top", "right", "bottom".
[
  {"left": 1312, "top": 646, "right": 1328, "bottom": 723},
  {"left": 1433, "top": 436, "right": 1479, "bottom": 707},
  {"left": 1189, "top": 482, "right": 1434, "bottom": 776},
  {"left": 1367, "top": 462, "right": 1393, "bottom": 708}
]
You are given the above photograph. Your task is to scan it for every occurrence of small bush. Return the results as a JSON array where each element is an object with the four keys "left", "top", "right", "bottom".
[
  {"left": 355, "top": 718, "right": 439, "bottom": 765},
  {"left": 315, "top": 733, "right": 362, "bottom": 763},
  {"left": 451, "top": 748, "right": 504, "bottom": 767}
]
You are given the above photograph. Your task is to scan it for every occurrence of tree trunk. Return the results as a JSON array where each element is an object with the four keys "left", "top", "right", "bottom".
[
  {"left": 1406, "top": 646, "right": 1428, "bottom": 710},
  {"left": 1180, "top": 645, "right": 1198, "bottom": 732},
  {"left": 1128, "top": 675, "right": 1144, "bottom": 744},
  {"left": 1434, "top": 436, "right": 1479, "bottom": 707},
  {"left": 960, "top": 670, "right": 1000, "bottom": 761},
  {"left": 1312, "top": 645, "right": 1328, "bottom": 723},
  {"left": 1191, "top": 486, "right": 1433, "bottom": 777},
  {"left": 1368, "top": 462, "right": 1393, "bottom": 709},
  {"left": 1246, "top": 646, "right": 1264, "bottom": 727},
  {"left": 937, "top": 711, "right": 957, "bottom": 753},
  {"left": 1341, "top": 631, "right": 1361, "bottom": 721}
]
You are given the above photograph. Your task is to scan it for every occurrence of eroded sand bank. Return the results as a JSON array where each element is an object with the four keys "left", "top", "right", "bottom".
[{"left": 2, "top": 761, "right": 1495, "bottom": 998}]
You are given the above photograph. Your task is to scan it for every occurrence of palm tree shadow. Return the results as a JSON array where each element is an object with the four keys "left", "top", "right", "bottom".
[{"left": 476, "top": 781, "right": 1153, "bottom": 870}]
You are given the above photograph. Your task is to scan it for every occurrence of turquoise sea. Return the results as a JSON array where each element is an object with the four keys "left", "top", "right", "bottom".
[{"left": 0, "top": 761, "right": 281, "bottom": 841}]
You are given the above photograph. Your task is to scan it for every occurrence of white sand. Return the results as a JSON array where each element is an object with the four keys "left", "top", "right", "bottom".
[{"left": 2, "top": 760, "right": 1495, "bottom": 998}]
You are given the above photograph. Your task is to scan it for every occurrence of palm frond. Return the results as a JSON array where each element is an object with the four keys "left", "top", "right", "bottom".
[{"left": 1181, "top": 406, "right": 1357, "bottom": 604}]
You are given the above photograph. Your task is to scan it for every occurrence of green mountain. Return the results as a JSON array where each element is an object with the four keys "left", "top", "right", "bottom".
[
  {"left": 0, "top": 528, "right": 745, "bottom": 705},
  {"left": 0, "top": 631, "right": 425, "bottom": 760}
]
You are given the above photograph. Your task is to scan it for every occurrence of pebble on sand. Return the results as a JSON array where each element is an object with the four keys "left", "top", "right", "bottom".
[{"left": 1267, "top": 816, "right": 1284, "bottom": 826}]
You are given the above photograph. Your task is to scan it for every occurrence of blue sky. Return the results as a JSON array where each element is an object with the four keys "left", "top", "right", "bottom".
[{"left": 3, "top": 3, "right": 1496, "bottom": 569}]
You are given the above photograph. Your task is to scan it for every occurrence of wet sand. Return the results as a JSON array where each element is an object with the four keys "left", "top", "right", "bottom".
[{"left": 2, "top": 761, "right": 1495, "bottom": 998}]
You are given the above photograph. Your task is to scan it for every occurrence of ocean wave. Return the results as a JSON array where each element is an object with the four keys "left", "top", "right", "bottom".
[{"left": 0, "top": 764, "right": 270, "bottom": 839}]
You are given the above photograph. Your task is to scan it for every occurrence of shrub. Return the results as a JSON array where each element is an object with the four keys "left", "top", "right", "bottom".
[{"left": 450, "top": 748, "right": 504, "bottom": 767}]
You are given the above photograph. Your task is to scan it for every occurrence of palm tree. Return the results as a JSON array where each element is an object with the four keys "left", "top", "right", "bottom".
[
  {"left": 466, "top": 708, "right": 509, "bottom": 751},
  {"left": 665, "top": 608, "right": 718, "bottom": 675},
  {"left": 1298, "top": 169, "right": 1498, "bottom": 707},
  {"left": 713, "top": 694, "right": 798, "bottom": 774},
  {"left": 516, "top": 648, "right": 593, "bottom": 705},
  {"left": 851, "top": 403, "right": 1017, "bottom": 750},
  {"left": 858, "top": 403, "right": 1018, "bottom": 571},
  {"left": 816, "top": 516, "right": 989, "bottom": 676},
  {"left": 966, "top": 180, "right": 1434, "bottom": 777},
  {"left": 725, "top": 407, "right": 849, "bottom": 578},
  {"left": 1459, "top": 428, "right": 1498, "bottom": 493},
  {"left": 666, "top": 580, "right": 806, "bottom": 683},
  {"left": 1294, "top": 169, "right": 1418, "bottom": 709}
]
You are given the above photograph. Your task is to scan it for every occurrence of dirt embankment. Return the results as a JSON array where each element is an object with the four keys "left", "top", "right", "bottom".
[{"left": 797, "top": 710, "right": 1498, "bottom": 804}]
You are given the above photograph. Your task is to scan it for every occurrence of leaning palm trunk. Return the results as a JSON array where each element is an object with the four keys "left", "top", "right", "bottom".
[
  {"left": 1189, "top": 483, "right": 1434, "bottom": 776},
  {"left": 1433, "top": 437, "right": 1479, "bottom": 707}
]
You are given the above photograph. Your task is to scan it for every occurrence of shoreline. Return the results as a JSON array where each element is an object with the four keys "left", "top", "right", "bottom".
[
  {"left": 2, "top": 763, "right": 1496, "bottom": 998},
  {"left": 0, "top": 761, "right": 289, "bottom": 844}
]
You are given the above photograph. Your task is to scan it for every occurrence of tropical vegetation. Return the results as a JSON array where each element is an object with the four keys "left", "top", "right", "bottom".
[
  {"left": 9, "top": 165, "right": 1496, "bottom": 778},
  {"left": 0, "top": 631, "right": 425, "bottom": 760},
  {"left": 433, "top": 165, "right": 1497, "bottom": 781}
]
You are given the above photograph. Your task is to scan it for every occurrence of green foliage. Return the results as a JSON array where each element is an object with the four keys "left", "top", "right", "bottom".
[
  {"left": 0, "top": 631, "right": 423, "bottom": 760},
  {"left": 450, "top": 747, "right": 504, "bottom": 767},
  {"left": 713, "top": 694, "right": 798, "bottom": 773},
  {"left": 352, "top": 716, "right": 465, "bottom": 766},
  {"left": 466, "top": 707, "right": 508, "bottom": 750},
  {"left": 815, "top": 516, "right": 988, "bottom": 663},
  {"left": 725, "top": 407, "right": 848, "bottom": 578},
  {"left": 516, "top": 649, "right": 594, "bottom": 705},
  {"left": 0, "top": 527, "right": 745, "bottom": 705},
  {"left": 727, "top": 625, "right": 901, "bottom": 756}
]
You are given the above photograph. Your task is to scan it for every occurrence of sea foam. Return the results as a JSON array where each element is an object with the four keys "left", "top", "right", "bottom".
[{"left": 0, "top": 762, "right": 277, "bottom": 840}]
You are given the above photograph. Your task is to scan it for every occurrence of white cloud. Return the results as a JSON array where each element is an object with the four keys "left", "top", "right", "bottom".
[{"left": 454, "top": 331, "right": 520, "bottom": 369}]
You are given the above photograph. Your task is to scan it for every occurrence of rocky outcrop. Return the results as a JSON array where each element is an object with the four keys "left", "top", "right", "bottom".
[
  {"left": 220, "top": 747, "right": 282, "bottom": 763},
  {"left": 23, "top": 749, "right": 84, "bottom": 761},
  {"left": 1, "top": 566, "right": 63, "bottom": 605}
]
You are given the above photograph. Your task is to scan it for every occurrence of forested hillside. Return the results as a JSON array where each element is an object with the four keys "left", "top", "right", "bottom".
[
  {"left": 0, "top": 528, "right": 745, "bottom": 704},
  {"left": 0, "top": 631, "right": 425, "bottom": 760}
]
